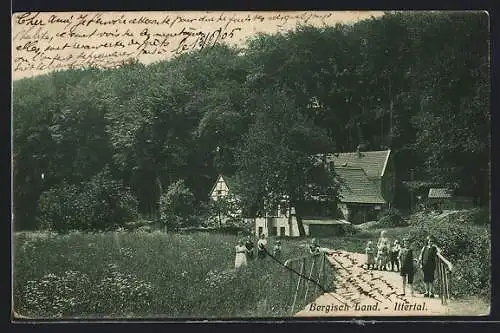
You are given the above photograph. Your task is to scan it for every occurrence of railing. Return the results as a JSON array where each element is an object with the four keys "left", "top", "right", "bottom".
[
  {"left": 283, "top": 252, "right": 331, "bottom": 315},
  {"left": 436, "top": 252, "right": 453, "bottom": 305}
]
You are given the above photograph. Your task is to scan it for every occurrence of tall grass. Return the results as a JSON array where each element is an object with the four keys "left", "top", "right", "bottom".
[{"left": 13, "top": 231, "right": 326, "bottom": 319}]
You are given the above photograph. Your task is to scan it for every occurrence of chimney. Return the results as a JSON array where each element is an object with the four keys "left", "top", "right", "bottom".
[{"left": 357, "top": 145, "right": 362, "bottom": 158}]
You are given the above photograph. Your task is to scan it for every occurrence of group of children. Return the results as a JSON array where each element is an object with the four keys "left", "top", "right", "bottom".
[
  {"left": 234, "top": 233, "right": 282, "bottom": 269},
  {"left": 365, "top": 231, "right": 441, "bottom": 297},
  {"left": 364, "top": 230, "right": 402, "bottom": 272}
]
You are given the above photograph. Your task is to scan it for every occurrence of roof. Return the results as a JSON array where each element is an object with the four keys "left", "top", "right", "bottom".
[
  {"left": 324, "top": 150, "right": 391, "bottom": 179},
  {"left": 209, "top": 174, "right": 237, "bottom": 196},
  {"left": 303, "top": 219, "right": 351, "bottom": 225},
  {"left": 428, "top": 188, "right": 454, "bottom": 199},
  {"left": 335, "top": 167, "right": 386, "bottom": 204}
]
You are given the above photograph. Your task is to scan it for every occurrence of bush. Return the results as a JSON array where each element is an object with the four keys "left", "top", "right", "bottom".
[
  {"left": 406, "top": 217, "right": 490, "bottom": 299},
  {"left": 375, "top": 207, "right": 408, "bottom": 228},
  {"left": 159, "top": 179, "right": 198, "bottom": 230},
  {"left": 37, "top": 169, "right": 139, "bottom": 232},
  {"left": 94, "top": 264, "right": 154, "bottom": 314},
  {"left": 338, "top": 223, "right": 357, "bottom": 236},
  {"left": 20, "top": 270, "right": 93, "bottom": 318}
]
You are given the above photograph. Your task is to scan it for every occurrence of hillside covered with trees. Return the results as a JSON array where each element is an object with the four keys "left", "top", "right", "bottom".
[{"left": 13, "top": 12, "right": 490, "bottom": 231}]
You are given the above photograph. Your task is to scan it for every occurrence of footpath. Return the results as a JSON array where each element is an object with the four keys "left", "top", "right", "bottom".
[{"left": 295, "top": 250, "right": 451, "bottom": 317}]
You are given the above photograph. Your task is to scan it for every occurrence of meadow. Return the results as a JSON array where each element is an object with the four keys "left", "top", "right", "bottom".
[
  {"left": 13, "top": 231, "right": 334, "bottom": 319},
  {"left": 13, "top": 209, "right": 490, "bottom": 319}
]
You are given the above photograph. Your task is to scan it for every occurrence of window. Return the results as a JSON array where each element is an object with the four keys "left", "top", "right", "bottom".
[
  {"left": 274, "top": 227, "right": 278, "bottom": 236},
  {"left": 280, "top": 227, "right": 286, "bottom": 237},
  {"left": 258, "top": 227, "right": 263, "bottom": 237},
  {"left": 217, "top": 190, "right": 222, "bottom": 196}
]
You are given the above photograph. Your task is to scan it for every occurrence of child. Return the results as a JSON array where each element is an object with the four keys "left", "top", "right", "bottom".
[
  {"left": 309, "top": 238, "right": 321, "bottom": 254},
  {"left": 399, "top": 238, "right": 415, "bottom": 296},
  {"left": 234, "top": 238, "right": 248, "bottom": 269},
  {"left": 257, "top": 233, "right": 268, "bottom": 259},
  {"left": 376, "top": 230, "right": 390, "bottom": 270},
  {"left": 390, "top": 240, "right": 401, "bottom": 271},
  {"left": 365, "top": 241, "right": 376, "bottom": 270},
  {"left": 245, "top": 235, "right": 255, "bottom": 261},
  {"left": 273, "top": 240, "right": 282, "bottom": 258}
]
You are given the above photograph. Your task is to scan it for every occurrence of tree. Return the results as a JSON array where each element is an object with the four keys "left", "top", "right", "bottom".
[
  {"left": 234, "top": 88, "right": 338, "bottom": 236},
  {"left": 159, "top": 179, "right": 197, "bottom": 229}
]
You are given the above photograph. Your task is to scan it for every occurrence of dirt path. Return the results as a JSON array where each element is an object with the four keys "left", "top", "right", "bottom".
[{"left": 296, "top": 250, "right": 488, "bottom": 317}]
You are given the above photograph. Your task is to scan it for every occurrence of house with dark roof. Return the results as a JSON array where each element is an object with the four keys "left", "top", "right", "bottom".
[
  {"left": 325, "top": 148, "right": 394, "bottom": 223},
  {"left": 209, "top": 148, "right": 394, "bottom": 235}
]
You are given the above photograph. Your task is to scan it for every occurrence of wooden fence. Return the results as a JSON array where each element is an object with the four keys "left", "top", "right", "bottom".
[
  {"left": 283, "top": 252, "right": 331, "bottom": 315},
  {"left": 436, "top": 252, "right": 453, "bottom": 305}
]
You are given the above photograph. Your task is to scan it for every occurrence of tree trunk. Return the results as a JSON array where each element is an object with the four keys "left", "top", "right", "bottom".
[{"left": 293, "top": 201, "right": 306, "bottom": 237}]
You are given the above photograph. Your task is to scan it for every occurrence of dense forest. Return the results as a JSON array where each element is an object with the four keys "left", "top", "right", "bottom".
[{"left": 13, "top": 12, "right": 490, "bottom": 231}]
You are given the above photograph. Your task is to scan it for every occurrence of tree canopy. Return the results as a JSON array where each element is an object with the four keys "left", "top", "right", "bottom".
[{"left": 13, "top": 12, "right": 490, "bottom": 231}]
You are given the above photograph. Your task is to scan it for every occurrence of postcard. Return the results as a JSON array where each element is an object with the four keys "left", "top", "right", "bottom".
[{"left": 11, "top": 10, "right": 491, "bottom": 320}]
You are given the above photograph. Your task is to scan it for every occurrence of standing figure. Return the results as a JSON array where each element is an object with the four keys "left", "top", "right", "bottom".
[
  {"left": 257, "top": 233, "right": 268, "bottom": 259},
  {"left": 234, "top": 238, "right": 248, "bottom": 269},
  {"left": 399, "top": 238, "right": 415, "bottom": 296},
  {"left": 419, "top": 235, "right": 440, "bottom": 298},
  {"left": 376, "top": 230, "right": 390, "bottom": 270},
  {"left": 309, "top": 238, "right": 321, "bottom": 254},
  {"left": 245, "top": 235, "right": 255, "bottom": 261},
  {"left": 365, "top": 241, "right": 376, "bottom": 270},
  {"left": 273, "top": 240, "right": 282, "bottom": 258},
  {"left": 390, "top": 240, "right": 401, "bottom": 271}
]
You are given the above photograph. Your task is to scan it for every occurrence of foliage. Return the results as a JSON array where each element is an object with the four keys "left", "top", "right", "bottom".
[
  {"left": 406, "top": 212, "right": 490, "bottom": 299},
  {"left": 36, "top": 169, "right": 138, "bottom": 232},
  {"left": 206, "top": 194, "right": 242, "bottom": 227},
  {"left": 13, "top": 12, "right": 490, "bottom": 231},
  {"left": 374, "top": 207, "right": 408, "bottom": 228},
  {"left": 20, "top": 270, "right": 93, "bottom": 318},
  {"left": 159, "top": 179, "right": 197, "bottom": 229},
  {"left": 13, "top": 231, "right": 329, "bottom": 318}
]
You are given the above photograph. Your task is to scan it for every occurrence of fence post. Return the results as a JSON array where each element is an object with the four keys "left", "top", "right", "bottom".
[
  {"left": 304, "top": 255, "right": 316, "bottom": 302},
  {"left": 321, "top": 253, "right": 326, "bottom": 289},
  {"left": 290, "top": 258, "right": 305, "bottom": 315}
]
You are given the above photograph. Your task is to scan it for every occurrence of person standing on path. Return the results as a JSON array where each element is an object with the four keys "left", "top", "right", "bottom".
[
  {"left": 376, "top": 230, "right": 390, "bottom": 270},
  {"left": 390, "top": 240, "right": 401, "bottom": 271},
  {"left": 365, "top": 241, "right": 376, "bottom": 270},
  {"left": 257, "top": 233, "right": 268, "bottom": 259},
  {"left": 419, "top": 235, "right": 441, "bottom": 298},
  {"left": 245, "top": 235, "right": 255, "bottom": 261},
  {"left": 234, "top": 238, "right": 248, "bottom": 269},
  {"left": 399, "top": 238, "right": 415, "bottom": 296}
]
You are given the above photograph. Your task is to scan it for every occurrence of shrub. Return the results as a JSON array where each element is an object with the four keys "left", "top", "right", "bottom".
[
  {"left": 406, "top": 217, "right": 490, "bottom": 299},
  {"left": 159, "top": 179, "right": 197, "bottom": 230},
  {"left": 93, "top": 264, "right": 154, "bottom": 314},
  {"left": 20, "top": 270, "right": 92, "bottom": 318},
  {"left": 36, "top": 169, "right": 138, "bottom": 232},
  {"left": 375, "top": 207, "right": 408, "bottom": 228},
  {"left": 338, "top": 223, "right": 357, "bottom": 236}
]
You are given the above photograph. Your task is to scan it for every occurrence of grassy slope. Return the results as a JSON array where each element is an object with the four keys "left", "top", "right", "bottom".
[
  {"left": 13, "top": 231, "right": 332, "bottom": 318},
  {"left": 13, "top": 209, "right": 490, "bottom": 318}
]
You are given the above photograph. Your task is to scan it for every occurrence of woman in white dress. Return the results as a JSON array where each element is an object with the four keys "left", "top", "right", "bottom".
[{"left": 234, "top": 238, "right": 248, "bottom": 269}]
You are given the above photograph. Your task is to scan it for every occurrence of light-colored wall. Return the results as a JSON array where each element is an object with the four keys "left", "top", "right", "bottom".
[
  {"left": 254, "top": 216, "right": 304, "bottom": 237},
  {"left": 210, "top": 176, "right": 230, "bottom": 201}
]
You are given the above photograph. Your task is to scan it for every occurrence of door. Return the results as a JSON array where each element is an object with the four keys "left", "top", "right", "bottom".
[{"left": 280, "top": 227, "right": 286, "bottom": 237}]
